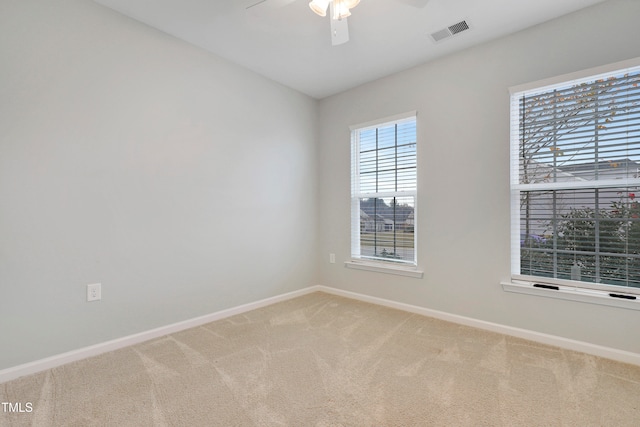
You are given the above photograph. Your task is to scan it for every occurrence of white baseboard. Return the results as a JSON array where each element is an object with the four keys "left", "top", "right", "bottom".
[
  {"left": 0, "top": 286, "right": 322, "bottom": 384},
  {"left": 3, "top": 284, "right": 638, "bottom": 384},
  {"left": 316, "top": 285, "right": 640, "bottom": 367}
]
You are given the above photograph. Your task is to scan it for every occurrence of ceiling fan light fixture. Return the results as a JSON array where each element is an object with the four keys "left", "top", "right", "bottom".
[
  {"left": 309, "top": 0, "right": 329, "bottom": 17},
  {"left": 333, "top": 0, "right": 351, "bottom": 20}
]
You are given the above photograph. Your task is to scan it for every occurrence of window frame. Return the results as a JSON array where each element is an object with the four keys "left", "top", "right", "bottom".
[
  {"left": 347, "top": 112, "right": 423, "bottom": 278},
  {"left": 506, "top": 57, "right": 640, "bottom": 309}
]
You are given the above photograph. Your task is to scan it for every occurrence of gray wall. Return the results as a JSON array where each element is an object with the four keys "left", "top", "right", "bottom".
[
  {"left": 3, "top": 0, "right": 640, "bottom": 372},
  {"left": 318, "top": 0, "right": 640, "bottom": 354},
  {"left": 0, "top": 0, "right": 318, "bottom": 369}
]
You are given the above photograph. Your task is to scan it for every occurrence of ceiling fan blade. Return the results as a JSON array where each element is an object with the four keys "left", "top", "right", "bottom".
[
  {"left": 245, "top": 0, "right": 296, "bottom": 11},
  {"left": 396, "top": 0, "right": 431, "bottom": 7},
  {"left": 329, "top": 3, "right": 350, "bottom": 46}
]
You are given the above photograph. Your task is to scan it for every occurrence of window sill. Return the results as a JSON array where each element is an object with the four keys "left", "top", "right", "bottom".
[
  {"left": 501, "top": 280, "right": 640, "bottom": 311},
  {"left": 345, "top": 260, "right": 424, "bottom": 278}
]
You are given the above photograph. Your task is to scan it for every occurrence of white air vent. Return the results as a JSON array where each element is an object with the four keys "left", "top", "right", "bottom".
[{"left": 430, "top": 20, "right": 470, "bottom": 42}]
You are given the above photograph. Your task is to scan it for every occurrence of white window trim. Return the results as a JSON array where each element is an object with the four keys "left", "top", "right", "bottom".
[
  {"left": 345, "top": 259, "right": 424, "bottom": 278},
  {"left": 505, "top": 56, "right": 640, "bottom": 308},
  {"left": 501, "top": 280, "right": 640, "bottom": 311},
  {"left": 348, "top": 111, "right": 418, "bottom": 132},
  {"left": 508, "top": 56, "right": 640, "bottom": 95},
  {"left": 349, "top": 111, "right": 420, "bottom": 273}
]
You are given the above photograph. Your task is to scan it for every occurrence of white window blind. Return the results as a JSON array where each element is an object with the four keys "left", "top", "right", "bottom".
[
  {"left": 351, "top": 113, "right": 417, "bottom": 265},
  {"left": 510, "top": 62, "right": 640, "bottom": 294}
]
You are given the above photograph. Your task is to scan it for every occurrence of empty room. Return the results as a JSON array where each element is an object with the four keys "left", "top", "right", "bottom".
[{"left": 1, "top": 0, "right": 640, "bottom": 425}]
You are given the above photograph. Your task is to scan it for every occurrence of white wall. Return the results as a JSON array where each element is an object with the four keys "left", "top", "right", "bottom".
[
  {"left": 0, "top": 0, "right": 318, "bottom": 370},
  {"left": 318, "top": 0, "right": 640, "bottom": 354}
]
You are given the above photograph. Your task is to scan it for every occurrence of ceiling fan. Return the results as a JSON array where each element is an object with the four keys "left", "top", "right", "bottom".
[{"left": 246, "top": 0, "right": 431, "bottom": 46}]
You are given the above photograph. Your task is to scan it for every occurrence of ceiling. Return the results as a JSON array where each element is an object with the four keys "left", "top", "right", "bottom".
[{"left": 93, "top": 0, "right": 607, "bottom": 99}]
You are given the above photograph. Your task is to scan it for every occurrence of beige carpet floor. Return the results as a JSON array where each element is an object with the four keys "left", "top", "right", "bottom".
[{"left": 1, "top": 291, "right": 640, "bottom": 426}]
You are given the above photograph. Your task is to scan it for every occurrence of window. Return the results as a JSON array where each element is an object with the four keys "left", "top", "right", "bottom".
[
  {"left": 510, "top": 61, "right": 640, "bottom": 298},
  {"left": 350, "top": 113, "right": 417, "bottom": 267}
]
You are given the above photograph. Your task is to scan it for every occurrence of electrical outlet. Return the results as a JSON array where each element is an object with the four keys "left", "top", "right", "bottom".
[
  {"left": 329, "top": 253, "right": 336, "bottom": 264},
  {"left": 87, "top": 283, "right": 101, "bottom": 302}
]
